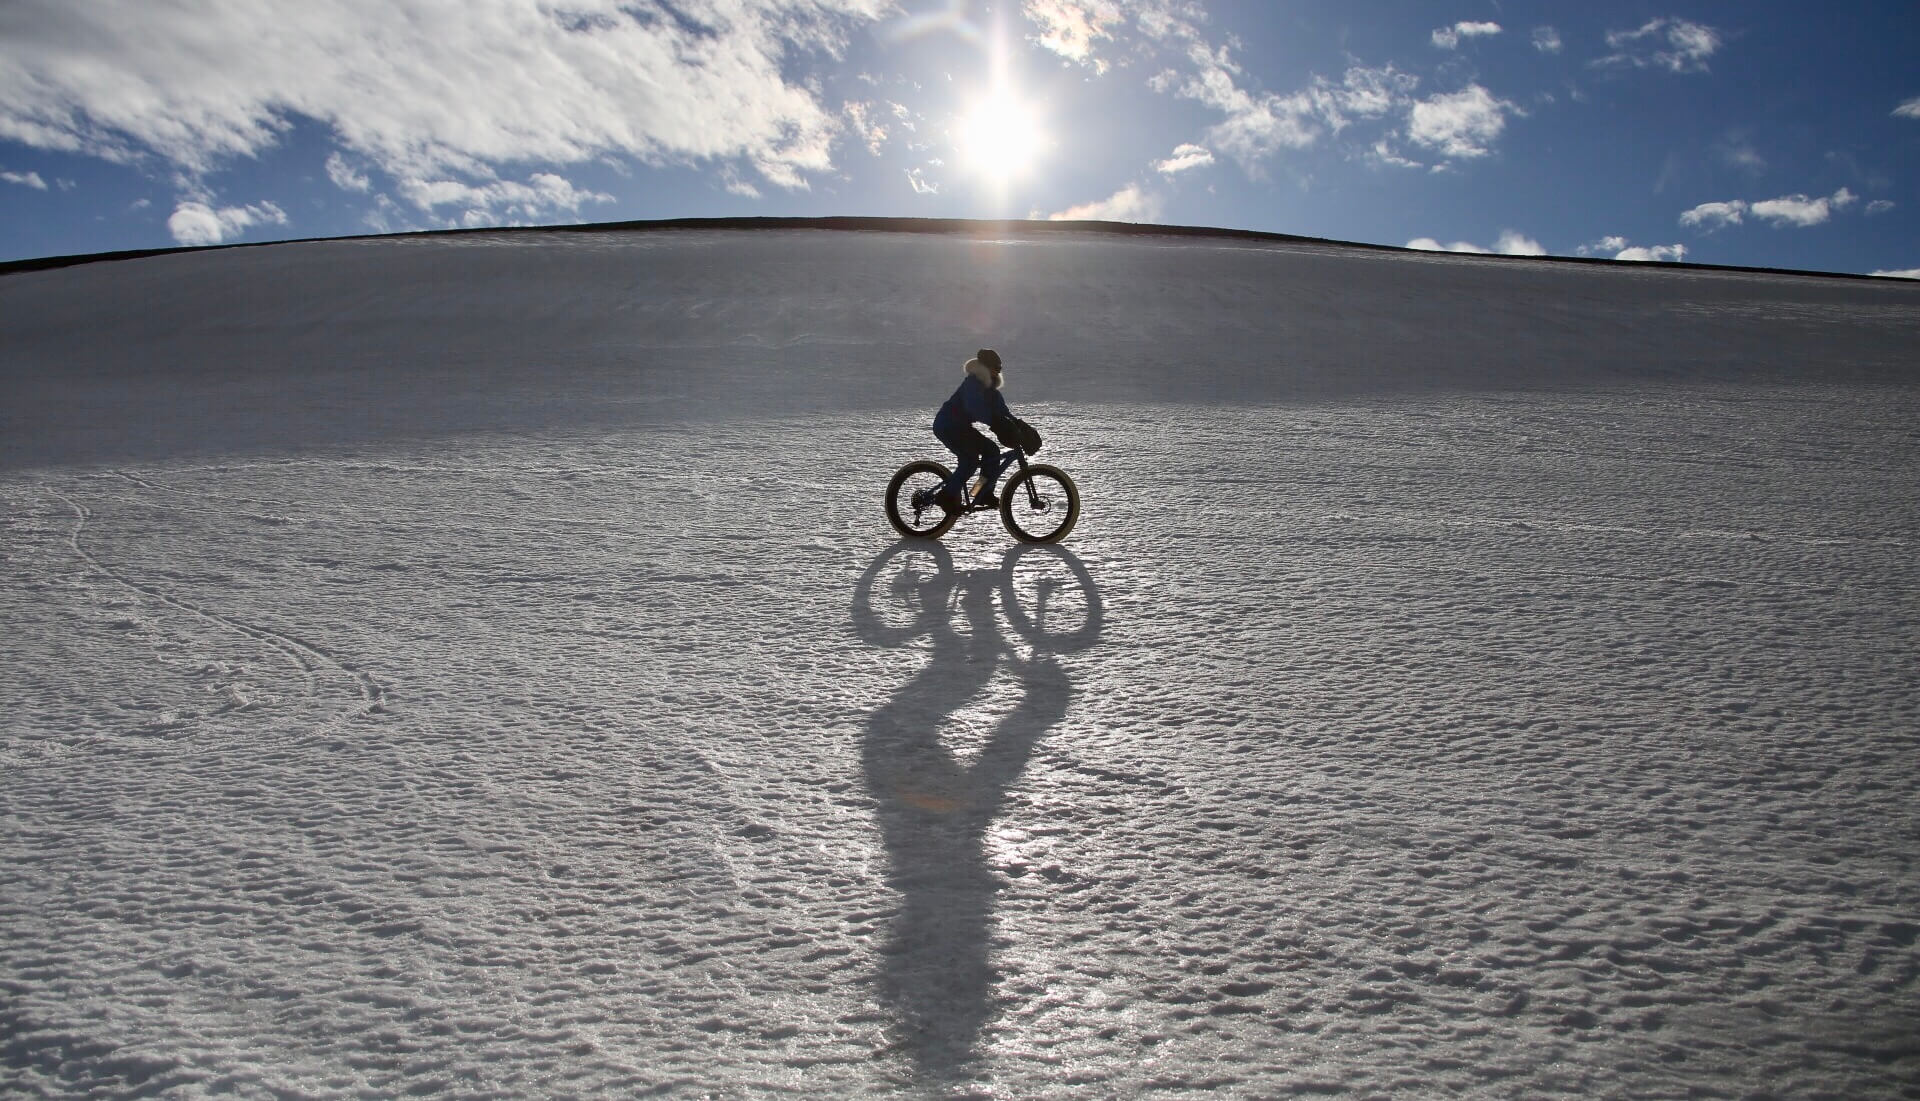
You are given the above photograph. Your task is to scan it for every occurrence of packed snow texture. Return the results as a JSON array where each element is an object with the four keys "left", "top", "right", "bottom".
[{"left": 3, "top": 227, "right": 1919, "bottom": 1098}]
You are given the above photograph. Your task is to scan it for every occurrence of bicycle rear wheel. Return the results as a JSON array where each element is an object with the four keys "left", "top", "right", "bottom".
[
  {"left": 999, "top": 464, "right": 1079, "bottom": 543},
  {"left": 885, "top": 460, "right": 959, "bottom": 539}
]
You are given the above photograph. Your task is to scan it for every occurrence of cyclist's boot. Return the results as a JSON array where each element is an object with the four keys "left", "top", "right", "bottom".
[
  {"left": 971, "top": 477, "right": 997, "bottom": 510},
  {"left": 935, "top": 485, "right": 965, "bottom": 512}
]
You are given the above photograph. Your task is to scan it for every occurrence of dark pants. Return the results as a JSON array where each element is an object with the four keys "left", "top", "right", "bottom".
[{"left": 935, "top": 422, "right": 1007, "bottom": 498}]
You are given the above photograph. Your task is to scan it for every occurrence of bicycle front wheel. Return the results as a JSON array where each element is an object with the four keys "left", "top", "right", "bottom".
[
  {"left": 999, "top": 464, "right": 1079, "bottom": 543},
  {"left": 885, "top": 460, "right": 959, "bottom": 539}
]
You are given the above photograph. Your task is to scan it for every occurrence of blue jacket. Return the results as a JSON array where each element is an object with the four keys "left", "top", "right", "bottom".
[{"left": 933, "top": 370, "right": 1011, "bottom": 434}]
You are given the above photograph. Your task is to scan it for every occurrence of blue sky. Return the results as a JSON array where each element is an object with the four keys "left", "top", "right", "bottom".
[{"left": 2, "top": 1, "right": 1916, "bottom": 276}]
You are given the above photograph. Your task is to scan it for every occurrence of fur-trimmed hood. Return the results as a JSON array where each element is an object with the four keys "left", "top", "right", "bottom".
[{"left": 965, "top": 357, "right": 1002, "bottom": 390}]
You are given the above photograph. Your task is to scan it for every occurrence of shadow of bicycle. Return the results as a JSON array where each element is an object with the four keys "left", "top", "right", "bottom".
[{"left": 850, "top": 539, "right": 1104, "bottom": 1085}]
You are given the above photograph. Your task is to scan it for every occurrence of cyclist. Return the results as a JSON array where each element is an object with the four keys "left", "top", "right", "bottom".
[{"left": 931, "top": 348, "right": 1015, "bottom": 511}]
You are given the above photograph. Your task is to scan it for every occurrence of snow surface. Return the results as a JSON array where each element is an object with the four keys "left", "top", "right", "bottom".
[{"left": 3, "top": 225, "right": 1919, "bottom": 1097}]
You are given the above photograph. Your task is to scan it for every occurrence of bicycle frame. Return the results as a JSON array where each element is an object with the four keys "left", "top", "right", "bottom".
[
  {"left": 890, "top": 445, "right": 1078, "bottom": 543},
  {"left": 967, "top": 449, "right": 1035, "bottom": 510}
]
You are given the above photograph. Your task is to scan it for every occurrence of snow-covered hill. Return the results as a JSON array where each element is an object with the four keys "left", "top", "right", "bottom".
[{"left": 3, "top": 223, "right": 1918, "bottom": 1097}]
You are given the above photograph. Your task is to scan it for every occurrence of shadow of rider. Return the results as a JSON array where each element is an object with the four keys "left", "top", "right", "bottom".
[{"left": 851, "top": 541, "right": 1103, "bottom": 1086}]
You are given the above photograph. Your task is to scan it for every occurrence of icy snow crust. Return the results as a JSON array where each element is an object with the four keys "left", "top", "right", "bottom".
[{"left": 3, "top": 226, "right": 1919, "bottom": 1097}]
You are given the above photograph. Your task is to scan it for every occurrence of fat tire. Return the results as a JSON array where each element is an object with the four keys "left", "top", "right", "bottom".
[
  {"left": 885, "top": 460, "right": 959, "bottom": 539},
  {"left": 999, "top": 464, "right": 1079, "bottom": 543}
]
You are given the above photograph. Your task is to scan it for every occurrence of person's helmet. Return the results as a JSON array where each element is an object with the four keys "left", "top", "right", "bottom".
[{"left": 977, "top": 348, "right": 1002, "bottom": 372}]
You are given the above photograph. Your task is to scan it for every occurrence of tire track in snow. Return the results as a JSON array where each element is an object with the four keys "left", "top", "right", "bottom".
[
  {"left": 1256, "top": 511, "right": 1920, "bottom": 594},
  {"left": 1349, "top": 506, "right": 1912, "bottom": 550},
  {"left": 49, "top": 487, "right": 385, "bottom": 739},
  {"left": 1313, "top": 555, "right": 1913, "bottom": 594},
  {"left": 106, "top": 468, "right": 621, "bottom": 533}
]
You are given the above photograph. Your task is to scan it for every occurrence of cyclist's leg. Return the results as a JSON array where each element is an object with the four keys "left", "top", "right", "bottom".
[
  {"left": 961, "top": 430, "right": 1002, "bottom": 501},
  {"left": 984, "top": 448, "right": 1017, "bottom": 492},
  {"left": 933, "top": 423, "right": 986, "bottom": 501}
]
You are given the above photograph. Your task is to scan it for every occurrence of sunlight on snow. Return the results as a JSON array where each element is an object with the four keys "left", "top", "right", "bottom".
[{"left": 2, "top": 227, "right": 1918, "bottom": 1097}]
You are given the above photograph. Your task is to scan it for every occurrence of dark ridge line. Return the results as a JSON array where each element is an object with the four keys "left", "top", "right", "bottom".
[{"left": 1, "top": 215, "right": 1912, "bottom": 285}]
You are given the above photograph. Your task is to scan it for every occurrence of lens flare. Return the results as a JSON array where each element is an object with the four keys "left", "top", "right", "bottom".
[{"left": 956, "top": 89, "right": 1047, "bottom": 180}]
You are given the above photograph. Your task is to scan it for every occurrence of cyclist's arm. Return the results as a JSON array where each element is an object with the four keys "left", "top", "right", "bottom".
[{"left": 989, "top": 389, "right": 1013, "bottom": 425}]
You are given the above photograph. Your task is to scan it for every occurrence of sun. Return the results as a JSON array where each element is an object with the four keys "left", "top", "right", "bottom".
[{"left": 955, "top": 88, "right": 1048, "bottom": 180}]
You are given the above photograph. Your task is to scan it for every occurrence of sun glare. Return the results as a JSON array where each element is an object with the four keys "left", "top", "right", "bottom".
[{"left": 956, "top": 89, "right": 1047, "bottom": 180}]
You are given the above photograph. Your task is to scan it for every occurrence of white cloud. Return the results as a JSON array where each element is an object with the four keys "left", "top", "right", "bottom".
[
  {"left": 843, "top": 102, "right": 888, "bottom": 157},
  {"left": 1141, "top": 9, "right": 1441, "bottom": 175},
  {"left": 1716, "top": 136, "right": 1765, "bottom": 174},
  {"left": 1406, "top": 238, "right": 1487, "bottom": 254},
  {"left": 1369, "top": 140, "right": 1422, "bottom": 170},
  {"left": 1616, "top": 243, "right": 1688, "bottom": 262},
  {"left": 1597, "top": 18, "right": 1721, "bottom": 73},
  {"left": 1579, "top": 235, "right": 1685, "bottom": 262},
  {"left": 1311, "top": 66, "right": 1419, "bottom": 131},
  {"left": 2, "top": 169, "right": 47, "bottom": 189},
  {"left": 1170, "top": 41, "right": 1323, "bottom": 164},
  {"left": 1681, "top": 189, "right": 1857, "bottom": 230},
  {"left": 1680, "top": 199, "right": 1748, "bottom": 229},
  {"left": 396, "top": 172, "right": 613, "bottom": 224},
  {"left": 1748, "top": 195, "right": 1827, "bottom": 227},
  {"left": 1751, "top": 188, "right": 1853, "bottom": 227},
  {"left": 1895, "top": 98, "right": 1920, "bottom": 119},
  {"left": 1408, "top": 230, "right": 1545, "bottom": 256},
  {"left": 904, "top": 168, "right": 938, "bottom": 195},
  {"left": 1152, "top": 17, "right": 1422, "bottom": 172},
  {"left": 1432, "top": 22, "right": 1501, "bottom": 50},
  {"left": 1532, "top": 27, "right": 1563, "bottom": 54},
  {"left": 362, "top": 192, "right": 406, "bottom": 234},
  {"left": 325, "top": 152, "right": 370, "bottom": 193},
  {"left": 0, "top": 0, "right": 891, "bottom": 196},
  {"left": 1024, "top": 0, "right": 1124, "bottom": 73},
  {"left": 1869, "top": 268, "right": 1920, "bottom": 279},
  {"left": 1407, "top": 85, "right": 1514, "bottom": 159},
  {"left": 1866, "top": 200, "right": 1895, "bottom": 216},
  {"left": 1048, "top": 183, "right": 1162, "bottom": 223},
  {"left": 1496, "top": 230, "right": 1545, "bottom": 256},
  {"left": 166, "top": 200, "right": 288, "bottom": 246},
  {"left": 1154, "top": 143, "right": 1214, "bottom": 175}
]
